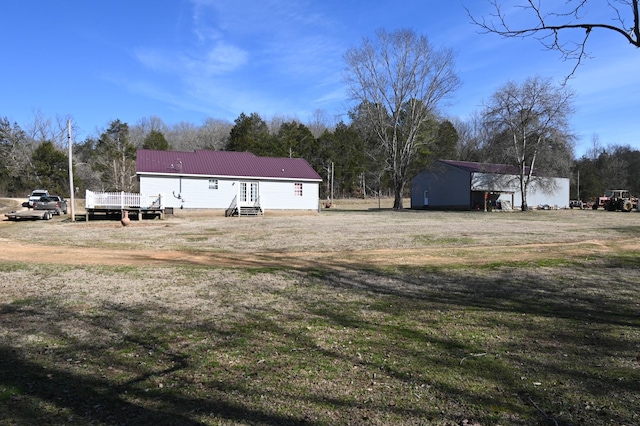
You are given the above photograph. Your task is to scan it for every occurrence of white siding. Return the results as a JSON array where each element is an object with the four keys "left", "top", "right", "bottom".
[
  {"left": 471, "top": 173, "right": 519, "bottom": 192},
  {"left": 259, "top": 180, "right": 319, "bottom": 210},
  {"left": 139, "top": 175, "right": 238, "bottom": 209},
  {"left": 472, "top": 173, "right": 569, "bottom": 209},
  {"left": 510, "top": 177, "right": 570, "bottom": 209},
  {"left": 139, "top": 175, "right": 319, "bottom": 210}
]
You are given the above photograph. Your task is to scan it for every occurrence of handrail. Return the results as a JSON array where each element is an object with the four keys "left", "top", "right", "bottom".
[
  {"left": 254, "top": 195, "right": 264, "bottom": 215},
  {"left": 226, "top": 194, "right": 238, "bottom": 217}
]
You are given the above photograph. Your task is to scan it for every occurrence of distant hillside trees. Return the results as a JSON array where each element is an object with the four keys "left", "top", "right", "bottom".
[
  {"left": 573, "top": 144, "right": 640, "bottom": 202},
  {"left": 0, "top": 117, "right": 74, "bottom": 197}
]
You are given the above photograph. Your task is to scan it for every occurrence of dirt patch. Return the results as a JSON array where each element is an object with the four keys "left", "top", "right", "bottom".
[
  {"left": 3, "top": 197, "right": 640, "bottom": 269},
  {"left": 1, "top": 232, "right": 637, "bottom": 270}
]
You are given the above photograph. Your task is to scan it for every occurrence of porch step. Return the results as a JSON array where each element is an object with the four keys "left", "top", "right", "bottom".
[
  {"left": 239, "top": 206, "right": 263, "bottom": 216},
  {"left": 226, "top": 206, "right": 263, "bottom": 217}
]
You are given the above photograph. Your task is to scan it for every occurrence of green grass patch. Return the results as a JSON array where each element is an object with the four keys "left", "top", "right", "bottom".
[
  {"left": 0, "top": 262, "right": 32, "bottom": 272},
  {"left": 0, "top": 386, "right": 21, "bottom": 402},
  {"left": 413, "top": 234, "right": 475, "bottom": 245},
  {"left": 185, "top": 236, "right": 209, "bottom": 242},
  {"left": 242, "top": 266, "right": 288, "bottom": 275}
]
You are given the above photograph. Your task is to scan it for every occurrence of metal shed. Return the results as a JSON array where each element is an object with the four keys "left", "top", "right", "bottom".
[{"left": 411, "top": 160, "right": 570, "bottom": 210}]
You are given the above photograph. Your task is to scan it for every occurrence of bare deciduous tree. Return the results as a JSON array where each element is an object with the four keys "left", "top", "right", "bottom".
[
  {"left": 306, "top": 109, "right": 335, "bottom": 138},
  {"left": 162, "top": 119, "right": 232, "bottom": 151},
  {"left": 482, "top": 76, "right": 575, "bottom": 210},
  {"left": 166, "top": 122, "right": 199, "bottom": 151},
  {"left": 468, "top": 1, "right": 640, "bottom": 78},
  {"left": 344, "top": 28, "right": 461, "bottom": 210},
  {"left": 130, "top": 115, "right": 169, "bottom": 148},
  {"left": 451, "top": 114, "right": 488, "bottom": 162},
  {"left": 196, "top": 118, "right": 232, "bottom": 150},
  {"left": 24, "top": 110, "right": 76, "bottom": 149}
]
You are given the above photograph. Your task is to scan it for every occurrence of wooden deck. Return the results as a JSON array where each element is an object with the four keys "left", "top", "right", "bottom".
[{"left": 85, "top": 190, "right": 165, "bottom": 221}]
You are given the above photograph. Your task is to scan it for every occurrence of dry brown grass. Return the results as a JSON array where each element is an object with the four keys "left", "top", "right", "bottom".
[{"left": 1, "top": 198, "right": 640, "bottom": 425}]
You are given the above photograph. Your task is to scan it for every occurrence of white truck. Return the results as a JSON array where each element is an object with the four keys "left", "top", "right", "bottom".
[{"left": 25, "top": 189, "right": 50, "bottom": 208}]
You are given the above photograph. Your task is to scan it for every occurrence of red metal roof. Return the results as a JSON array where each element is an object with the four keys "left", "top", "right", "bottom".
[
  {"left": 440, "top": 160, "right": 530, "bottom": 175},
  {"left": 136, "top": 149, "right": 322, "bottom": 181}
]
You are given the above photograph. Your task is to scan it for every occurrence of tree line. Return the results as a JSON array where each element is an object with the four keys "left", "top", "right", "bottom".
[
  {"left": 1, "top": 108, "right": 636, "bottom": 204},
  {"left": 0, "top": 110, "right": 458, "bottom": 201}
]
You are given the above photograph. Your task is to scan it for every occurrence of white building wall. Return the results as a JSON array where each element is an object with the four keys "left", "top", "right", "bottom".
[
  {"left": 259, "top": 180, "right": 319, "bottom": 210},
  {"left": 139, "top": 175, "right": 319, "bottom": 210},
  {"left": 514, "top": 177, "right": 570, "bottom": 209},
  {"left": 139, "top": 175, "right": 237, "bottom": 209},
  {"left": 472, "top": 173, "right": 569, "bottom": 209}
]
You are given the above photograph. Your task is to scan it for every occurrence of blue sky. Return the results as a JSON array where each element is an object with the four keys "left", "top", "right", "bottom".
[{"left": 2, "top": 0, "right": 638, "bottom": 157}]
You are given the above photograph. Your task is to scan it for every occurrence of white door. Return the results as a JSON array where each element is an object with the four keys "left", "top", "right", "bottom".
[
  {"left": 239, "top": 182, "right": 258, "bottom": 205},
  {"left": 250, "top": 182, "right": 258, "bottom": 202}
]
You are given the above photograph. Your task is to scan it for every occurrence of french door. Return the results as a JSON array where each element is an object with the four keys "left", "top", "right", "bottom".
[{"left": 239, "top": 182, "right": 258, "bottom": 204}]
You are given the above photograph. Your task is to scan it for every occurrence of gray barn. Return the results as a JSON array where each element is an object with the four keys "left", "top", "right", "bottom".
[{"left": 410, "top": 160, "right": 570, "bottom": 210}]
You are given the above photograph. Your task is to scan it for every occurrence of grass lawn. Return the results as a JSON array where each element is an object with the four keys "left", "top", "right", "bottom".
[{"left": 1, "top": 200, "right": 639, "bottom": 425}]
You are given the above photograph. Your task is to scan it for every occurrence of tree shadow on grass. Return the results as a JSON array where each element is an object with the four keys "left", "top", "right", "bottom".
[
  {"left": 303, "top": 256, "right": 640, "bottom": 425},
  {"left": 0, "top": 301, "right": 325, "bottom": 426},
  {"left": 1, "top": 256, "right": 639, "bottom": 425}
]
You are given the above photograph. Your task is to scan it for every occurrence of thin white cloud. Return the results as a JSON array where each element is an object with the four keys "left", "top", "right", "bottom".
[
  {"left": 188, "top": 42, "right": 249, "bottom": 76},
  {"left": 129, "top": 0, "right": 347, "bottom": 121},
  {"left": 135, "top": 41, "right": 248, "bottom": 77}
]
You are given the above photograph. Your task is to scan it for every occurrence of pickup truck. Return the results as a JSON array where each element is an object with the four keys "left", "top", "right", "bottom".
[
  {"left": 24, "top": 189, "right": 50, "bottom": 208},
  {"left": 33, "top": 195, "right": 68, "bottom": 215}
]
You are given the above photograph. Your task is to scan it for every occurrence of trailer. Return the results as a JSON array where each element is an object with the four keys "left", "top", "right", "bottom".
[{"left": 5, "top": 209, "right": 56, "bottom": 221}]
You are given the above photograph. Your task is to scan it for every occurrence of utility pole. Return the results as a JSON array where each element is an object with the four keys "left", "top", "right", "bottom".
[
  {"left": 67, "top": 120, "right": 75, "bottom": 222},
  {"left": 331, "top": 161, "right": 334, "bottom": 206}
]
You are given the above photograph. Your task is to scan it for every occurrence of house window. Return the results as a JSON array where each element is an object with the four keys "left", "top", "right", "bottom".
[
  {"left": 209, "top": 179, "right": 218, "bottom": 190},
  {"left": 294, "top": 182, "right": 303, "bottom": 196}
]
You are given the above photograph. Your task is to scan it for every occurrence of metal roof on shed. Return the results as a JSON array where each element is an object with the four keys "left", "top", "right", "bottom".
[
  {"left": 440, "top": 160, "right": 530, "bottom": 175},
  {"left": 136, "top": 149, "right": 322, "bottom": 181}
]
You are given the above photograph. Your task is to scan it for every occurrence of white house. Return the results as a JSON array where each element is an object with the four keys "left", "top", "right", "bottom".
[
  {"left": 136, "top": 149, "right": 322, "bottom": 214},
  {"left": 411, "top": 160, "right": 570, "bottom": 210}
]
